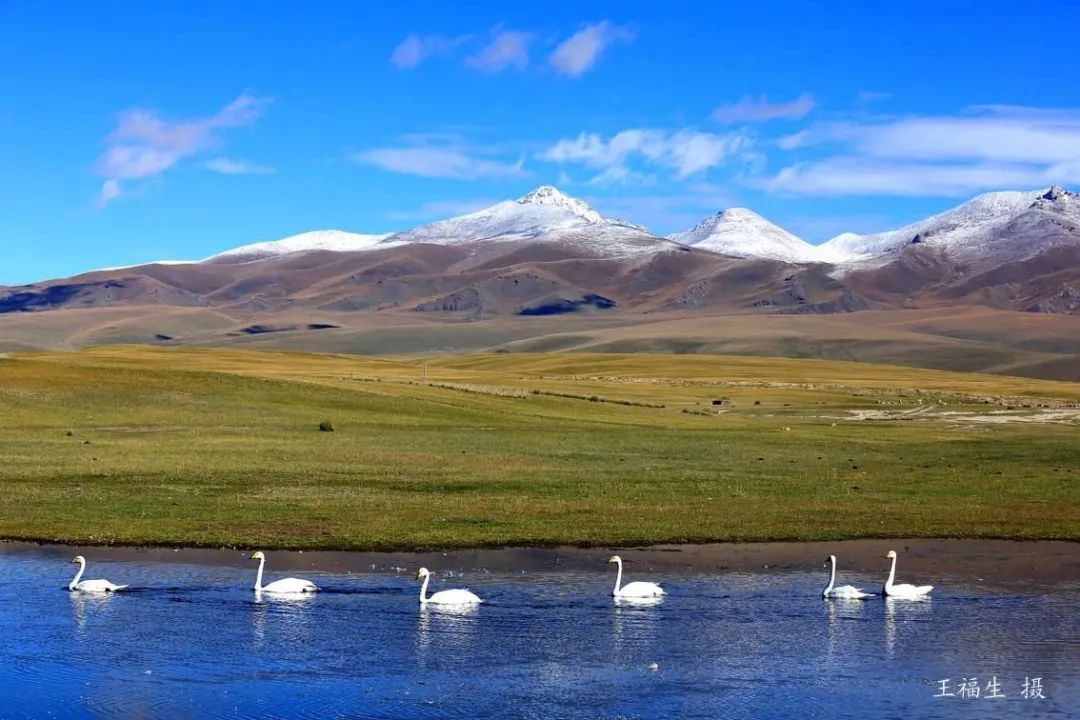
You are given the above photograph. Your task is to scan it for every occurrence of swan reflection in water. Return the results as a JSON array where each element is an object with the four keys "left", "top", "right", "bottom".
[
  {"left": 69, "top": 590, "right": 119, "bottom": 635},
  {"left": 250, "top": 589, "right": 317, "bottom": 646},
  {"left": 884, "top": 595, "right": 933, "bottom": 657},
  {"left": 612, "top": 593, "right": 663, "bottom": 661},
  {"left": 415, "top": 602, "right": 481, "bottom": 665},
  {"left": 825, "top": 596, "right": 867, "bottom": 663}
]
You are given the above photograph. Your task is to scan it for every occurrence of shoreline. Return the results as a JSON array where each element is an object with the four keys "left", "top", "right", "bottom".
[
  {"left": 2, "top": 530, "right": 1078, "bottom": 555},
  {"left": 4, "top": 537, "right": 1077, "bottom": 588}
]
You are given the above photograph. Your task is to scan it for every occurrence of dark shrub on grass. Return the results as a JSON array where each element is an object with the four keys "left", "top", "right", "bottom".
[{"left": 319, "top": 421, "right": 335, "bottom": 432}]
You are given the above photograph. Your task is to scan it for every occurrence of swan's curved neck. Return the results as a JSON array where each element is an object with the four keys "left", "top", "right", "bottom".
[
  {"left": 254, "top": 556, "right": 265, "bottom": 591},
  {"left": 824, "top": 558, "right": 836, "bottom": 595},
  {"left": 419, "top": 573, "right": 430, "bottom": 604},
  {"left": 69, "top": 559, "right": 85, "bottom": 590},
  {"left": 885, "top": 555, "right": 897, "bottom": 590},
  {"left": 612, "top": 559, "right": 623, "bottom": 596}
]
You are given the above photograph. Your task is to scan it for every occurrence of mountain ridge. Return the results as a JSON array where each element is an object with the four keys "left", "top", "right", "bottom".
[
  {"left": 1, "top": 185, "right": 1077, "bottom": 356},
  {"left": 59, "top": 184, "right": 1080, "bottom": 274}
]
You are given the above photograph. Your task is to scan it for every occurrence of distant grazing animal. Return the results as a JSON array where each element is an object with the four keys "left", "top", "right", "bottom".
[
  {"left": 882, "top": 550, "right": 933, "bottom": 598},
  {"left": 415, "top": 567, "right": 483, "bottom": 606},
  {"left": 822, "top": 555, "right": 874, "bottom": 599},
  {"left": 607, "top": 555, "right": 665, "bottom": 598},
  {"left": 250, "top": 551, "right": 319, "bottom": 594},
  {"left": 68, "top": 556, "right": 127, "bottom": 593}
]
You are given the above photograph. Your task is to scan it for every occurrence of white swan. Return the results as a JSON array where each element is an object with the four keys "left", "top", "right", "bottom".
[
  {"left": 608, "top": 555, "right": 664, "bottom": 598},
  {"left": 250, "top": 551, "right": 318, "bottom": 594},
  {"left": 68, "top": 556, "right": 127, "bottom": 593},
  {"left": 882, "top": 550, "right": 933, "bottom": 598},
  {"left": 822, "top": 554, "right": 875, "bottom": 599},
  {"left": 416, "top": 567, "right": 482, "bottom": 606}
]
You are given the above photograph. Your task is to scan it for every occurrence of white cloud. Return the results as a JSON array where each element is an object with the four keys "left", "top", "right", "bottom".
[
  {"left": 541, "top": 128, "right": 752, "bottom": 180},
  {"left": 96, "top": 179, "right": 122, "bottom": 208},
  {"left": 766, "top": 106, "right": 1080, "bottom": 196},
  {"left": 390, "top": 33, "right": 469, "bottom": 69},
  {"left": 766, "top": 158, "right": 1076, "bottom": 197},
  {"left": 587, "top": 166, "right": 656, "bottom": 187},
  {"left": 204, "top": 157, "right": 276, "bottom": 175},
  {"left": 466, "top": 29, "right": 532, "bottom": 73},
  {"left": 94, "top": 93, "right": 271, "bottom": 207},
  {"left": 713, "top": 94, "right": 815, "bottom": 123},
  {"left": 353, "top": 143, "right": 526, "bottom": 180},
  {"left": 850, "top": 114, "right": 1080, "bottom": 164},
  {"left": 549, "top": 21, "right": 632, "bottom": 77},
  {"left": 386, "top": 197, "right": 501, "bottom": 221}
]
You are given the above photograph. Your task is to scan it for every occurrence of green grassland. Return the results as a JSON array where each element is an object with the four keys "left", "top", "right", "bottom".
[{"left": 0, "top": 346, "right": 1077, "bottom": 549}]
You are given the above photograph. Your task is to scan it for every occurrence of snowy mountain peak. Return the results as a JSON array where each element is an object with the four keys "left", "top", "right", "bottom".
[
  {"left": 516, "top": 185, "right": 603, "bottom": 223},
  {"left": 1032, "top": 184, "right": 1078, "bottom": 207},
  {"left": 206, "top": 230, "right": 394, "bottom": 262},
  {"left": 380, "top": 186, "right": 663, "bottom": 257},
  {"left": 180, "top": 184, "right": 1077, "bottom": 270},
  {"left": 820, "top": 186, "right": 1079, "bottom": 266},
  {"left": 1043, "top": 185, "right": 1068, "bottom": 201},
  {"left": 671, "top": 207, "right": 823, "bottom": 263}
]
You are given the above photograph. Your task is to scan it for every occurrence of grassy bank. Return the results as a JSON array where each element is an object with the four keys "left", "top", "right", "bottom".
[{"left": 0, "top": 347, "right": 1077, "bottom": 549}]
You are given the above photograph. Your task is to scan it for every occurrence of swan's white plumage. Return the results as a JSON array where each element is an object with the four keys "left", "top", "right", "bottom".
[
  {"left": 885, "top": 583, "right": 935, "bottom": 599},
  {"left": 427, "top": 588, "right": 483, "bottom": 605},
  {"left": 882, "top": 550, "right": 933, "bottom": 598},
  {"left": 68, "top": 556, "right": 127, "bottom": 593},
  {"left": 250, "top": 551, "right": 318, "bottom": 594},
  {"left": 822, "top": 555, "right": 874, "bottom": 599},
  {"left": 608, "top": 556, "right": 665, "bottom": 598},
  {"left": 416, "top": 568, "right": 482, "bottom": 606},
  {"left": 259, "top": 577, "right": 319, "bottom": 593},
  {"left": 617, "top": 580, "right": 666, "bottom": 598}
]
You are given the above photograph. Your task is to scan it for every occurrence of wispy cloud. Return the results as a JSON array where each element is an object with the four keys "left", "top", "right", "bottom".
[
  {"left": 94, "top": 93, "right": 271, "bottom": 207},
  {"left": 549, "top": 21, "right": 633, "bottom": 77},
  {"left": 541, "top": 128, "right": 753, "bottom": 183},
  {"left": 713, "top": 94, "right": 815, "bottom": 123},
  {"left": 587, "top": 166, "right": 656, "bottom": 187},
  {"left": 466, "top": 28, "right": 532, "bottom": 73},
  {"left": 95, "top": 179, "right": 122, "bottom": 209},
  {"left": 386, "top": 197, "right": 502, "bottom": 221},
  {"left": 856, "top": 90, "right": 891, "bottom": 105},
  {"left": 767, "top": 106, "right": 1080, "bottom": 196},
  {"left": 353, "top": 138, "right": 526, "bottom": 180},
  {"left": 204, "top": 157, "right": 276, "bottom": 175},
  {"left": 390, "top": 33, "right": 469, "bottom": 69},
  {"left": 767, "top": 159, "right": 1069, "bottom": 197}
]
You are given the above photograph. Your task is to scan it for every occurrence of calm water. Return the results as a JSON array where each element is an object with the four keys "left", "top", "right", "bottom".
[{"left": 0, "top": 544, "right": 1076, "bottom": 719}]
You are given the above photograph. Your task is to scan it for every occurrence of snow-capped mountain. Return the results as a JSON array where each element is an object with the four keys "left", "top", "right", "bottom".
[
  {"left": 7, "top": 185, "right": 1080, "bottom": 333},
  {"left": 820, "top": 187, "right": 1080, "bottom": 266},
  {"left": 207, "top": 230, "right": 394, "bottom": 262},
  {"left": 669, "top": 208, "right": 824, "bottom": 263},
  {"left": 153, "top": 184, "right": 1079, "bottom": 272},
  {"left": 380, "top": 186, "right": 665, "bottom": 256}
]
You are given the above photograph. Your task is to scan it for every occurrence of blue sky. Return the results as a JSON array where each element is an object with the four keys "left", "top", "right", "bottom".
[{"left": 3, "top": 1, "right": 1080, "bottom": 284}]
